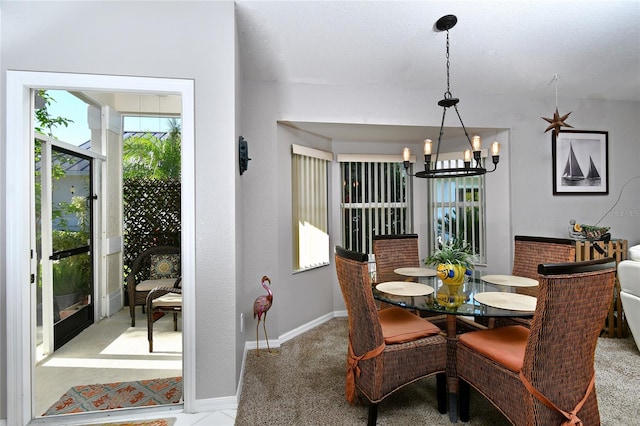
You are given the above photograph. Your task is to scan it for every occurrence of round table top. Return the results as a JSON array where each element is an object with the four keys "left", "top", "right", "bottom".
[
  {"left": 394, "top": 267, "right": 438, "bottom": 277},
  {"left": 481, "top": 274, "right": 538, "bottom": 287},
  {"left": 474, "top": 292, "right": 536, "bottom": 312},
  {"left": 375, "top": 281, "right": 435, "bottom": 297}
]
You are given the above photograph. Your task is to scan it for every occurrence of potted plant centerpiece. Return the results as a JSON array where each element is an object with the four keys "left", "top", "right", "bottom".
[{"left": 424, "top": 238, "right": 474, "bottom": 308}]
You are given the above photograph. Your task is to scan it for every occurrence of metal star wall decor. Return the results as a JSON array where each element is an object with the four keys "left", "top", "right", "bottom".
[
  {"left": 542, "top": 107, "right": 573, "bottom": 137},
  {"left": 542, "top": 74, "right": 573, "bottom": 137}
]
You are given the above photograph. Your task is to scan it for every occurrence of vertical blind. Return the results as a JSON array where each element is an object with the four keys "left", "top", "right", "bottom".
[
  {"left": 291, "top": 145, "right": 332, "bottom": 271},
  {"left": 429, "top": 158, "right": 486, "bottom": 264},
  {"left": 338, "top": 155, "right": 411, "bottom": 254}
]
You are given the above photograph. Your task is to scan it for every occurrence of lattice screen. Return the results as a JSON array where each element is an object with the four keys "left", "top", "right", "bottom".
[{"left": 123, "top": 177, "right": 181, "bottom": 282}]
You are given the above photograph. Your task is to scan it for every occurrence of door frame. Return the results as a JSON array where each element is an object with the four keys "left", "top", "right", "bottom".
[{"left": 5, "top": 70, "right": 196, "bottom": 425}]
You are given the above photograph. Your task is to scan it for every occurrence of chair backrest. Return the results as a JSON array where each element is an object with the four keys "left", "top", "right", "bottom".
[
  {"left": 521, "top": 258, "right": 616, "bottom": 422},
  {"left": 512, "top": 235, "right": 576, "bottom": 279},
  {"left": 373, "top": 234, "right": 420, "bottom": 281},
  {"left": 335, "top": 246, "right": 384, "bottom": 357}
]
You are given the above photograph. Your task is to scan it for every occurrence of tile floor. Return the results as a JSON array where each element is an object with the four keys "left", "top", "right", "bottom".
[{"left": 33, "top": 308, "right": 236, "bottom": 425}]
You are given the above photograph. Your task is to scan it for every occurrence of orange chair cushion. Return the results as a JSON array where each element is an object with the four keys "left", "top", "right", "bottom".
[
  {"left": 458, "top": 325, "right": 529, "bottom": 372},
  {"left": 377, "top": 307, "right": 441, "bottom": 344}
]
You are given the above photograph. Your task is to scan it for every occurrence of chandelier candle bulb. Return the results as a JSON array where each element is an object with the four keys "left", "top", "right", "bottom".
[
  {"left": 403, "top": 147, "right": 410, "bottom": 162},
  {"left": 491, "top": 141, "right": 500, "bottom": 156},
  {"left": 403, "top": 147, "right": 411, "bottom": 169},
  {"left": 491, "top": 141, "right": 501, "bottom": 164},
  {"left": 464, "top": 149, "right": 472, "bottom": 167},
  {"left": 471, "top": 135, "right": 482, "bottom": 151},
  {"left": 423, "top": 139, "right": 432, "bottom": 155}
]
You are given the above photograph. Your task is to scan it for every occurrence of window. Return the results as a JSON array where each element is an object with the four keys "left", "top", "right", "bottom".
[
  {"left": 339, "top": 155, "right": 412, "bottom": 254},
  {"left": 291, "top": 145, "right": 333, "bottom": 271},
  {"left": 428, "top": 157, "right": 486, "bottom": 264}
]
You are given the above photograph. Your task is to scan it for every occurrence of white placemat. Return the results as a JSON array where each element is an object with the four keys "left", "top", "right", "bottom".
[
  {"left": 474, "top": 292, "right": 536, "bottom": 312},
  {"left": 481, "top": 274, "right": 538, "bottom": 287},
  {"left": 376, "top": 281, "right": 435, "bottom": 297},
  {"left": 394, "top": 267, "right": 438, "bottom": 277}
]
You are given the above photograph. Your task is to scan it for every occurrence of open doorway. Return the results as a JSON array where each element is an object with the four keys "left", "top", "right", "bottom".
[
  {"left": 5, "top": 71, "right": 195, "bottom": 425},
  {"left": 33, "top": 89, "right": 184, "bottom": 417}
]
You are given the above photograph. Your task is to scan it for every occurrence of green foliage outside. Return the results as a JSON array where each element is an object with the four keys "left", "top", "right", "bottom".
[
  {"left": 123, "top": 118, "right": 181, "bottom": 179},
  {"left": 436, "top": 207, "right": 481, "bottom": 254},
  {"left": 35, "top": 90, "right": 90, "bottom": 297},
  {"left": 51, "top": 230, "right": 91, "bottom": 295}
]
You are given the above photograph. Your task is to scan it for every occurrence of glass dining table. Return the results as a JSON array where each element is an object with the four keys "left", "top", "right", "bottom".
[{"left": 373, "top": 271, "right": 537, "bottom": 423}]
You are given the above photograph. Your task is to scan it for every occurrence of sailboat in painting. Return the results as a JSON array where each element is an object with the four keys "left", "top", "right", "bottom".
[
  {"left": 586, "top": 155, "right": 600, "bottom": 180},
  {"left": 562, "top": 143, "right": 584, "bottom": 181}
]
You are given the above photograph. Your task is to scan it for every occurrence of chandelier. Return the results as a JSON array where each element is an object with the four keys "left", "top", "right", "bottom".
[{"left": 403, "top": 15, "right": 500, "bottom": 178}]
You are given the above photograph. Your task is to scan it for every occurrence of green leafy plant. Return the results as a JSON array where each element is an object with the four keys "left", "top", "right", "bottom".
[
  {"left": 123, "top": 119, "right": 181, "bottom": 179},
  {"left": 424, "top": 237, "right": 475, "bottom": 270}
]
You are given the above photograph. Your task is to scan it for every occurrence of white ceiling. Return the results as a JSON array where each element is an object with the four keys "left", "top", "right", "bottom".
[{"left": 235, "top": 1, "right": 640, "bottom": 141}]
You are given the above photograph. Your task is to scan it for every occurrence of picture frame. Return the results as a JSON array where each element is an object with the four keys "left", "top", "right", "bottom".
[{"left": 552, "top": 130, "right": 608, "bottom": 195}]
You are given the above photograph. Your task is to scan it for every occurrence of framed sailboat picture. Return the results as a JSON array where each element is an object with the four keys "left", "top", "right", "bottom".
[{"left": 552, "top": 130, "right": 608, "bottom": 195}]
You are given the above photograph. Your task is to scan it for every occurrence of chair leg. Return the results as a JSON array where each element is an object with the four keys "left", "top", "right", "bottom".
[
  {"left": 148, "top": 310, "right": 154, "bottom": 353},
  {"left": 459, "top": 378, "right": 470, "bottom": 422},
  {"left": 436, "top": 372, "right": 447, "bottom": 414},
  {"left": 367, "top": 403, "right": 378, "bottom": 426},
  {"left": 173, "top": 312, "right": 178, "bottom": 331},
  {"left": 130, "top": 303, "right": 136, "bottom": 327}
]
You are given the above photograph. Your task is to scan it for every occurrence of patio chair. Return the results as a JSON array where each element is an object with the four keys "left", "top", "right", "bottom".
[
  {"left": 127, "top": 245, "right": 181, "bottom": 326},
  {"left": 335, "top": 245, "right": 447, "bottom": 425},
  {"left": 146, "top": 277, "right": 182, "bottom": 352},
  {"left": 372, "top": 234, "right": 420, "bottom": 283},
  {"left": 456, "top": 258, "right": 616, "bottom": 424}
]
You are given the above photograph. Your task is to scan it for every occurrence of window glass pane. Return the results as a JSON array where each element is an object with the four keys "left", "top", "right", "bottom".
[
  {"left": 340, "top": 161, "right": 411, "bottom": 255},
  {"left": 292, "top": 153, "right": 330, "bottom": 271}
]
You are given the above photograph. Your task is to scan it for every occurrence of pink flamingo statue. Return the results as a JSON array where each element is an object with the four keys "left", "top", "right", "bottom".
[{"left": 253, "top": 275, "right": 273, "bottom": 355}]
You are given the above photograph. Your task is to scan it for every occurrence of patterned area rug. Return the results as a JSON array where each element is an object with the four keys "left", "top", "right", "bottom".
[
  {"left": 90, "top": 419, "right": 175, "bottom": 426},
  {"left": 43, "top": 377, "right": 182, "bottom": 416},
  {"left": 89, "top": 419, "right": 176, "bottom": 426}
]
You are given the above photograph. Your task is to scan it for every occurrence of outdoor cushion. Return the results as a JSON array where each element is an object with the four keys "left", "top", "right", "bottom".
[
  {"left": 149, "top": 254, "right": 180, "bottom": 279},
  {"left": 152, "top": 292, "right": 182, "bottom": 308},
  {"left": 458, "top": 325, "right": 529, "bottom": 372},
  {"left": 136, "top": 278, "right": 177, "bottom": 292},
  {"left": 377, "top": 307, "right": 441, "bottom": 344},
  {"left": 629, "top": 245, "right": 640, "bottom": 261}
]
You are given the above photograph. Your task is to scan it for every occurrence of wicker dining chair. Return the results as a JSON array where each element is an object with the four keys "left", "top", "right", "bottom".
[
  {"left": 512, "top": 235, "right": 576, "bottom": 297},
  {"left": 456, "top": 258, "right": 616, "bottom": 425},
  {"left": 127, "top": 245, "right": 181, "bottom": 326},
  {"left": 335, "top": 246, "right": 447, "bottom": 425},
  {"left": 372, "top": 234, "right": 421, "bottom": 283},
  {"left": 146, "top": 277, "right": 182, "bottom": 352}
]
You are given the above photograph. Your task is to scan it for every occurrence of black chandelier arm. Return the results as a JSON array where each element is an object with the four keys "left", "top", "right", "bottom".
[{"left": 452, "top": 104, "right": 473, "bottom": 148}]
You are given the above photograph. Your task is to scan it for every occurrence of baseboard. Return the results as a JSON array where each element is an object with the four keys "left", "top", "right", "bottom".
[{"left": 194, "top": 395, "right": 238, "bottom": 412}]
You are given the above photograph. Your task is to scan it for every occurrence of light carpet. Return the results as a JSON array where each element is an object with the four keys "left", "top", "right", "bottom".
[
  {"left": 43, "top": 377, "right": 182, "bottom": 416},
  {"left": 236, "top": 317, "right": 640, "bottom": 425}
]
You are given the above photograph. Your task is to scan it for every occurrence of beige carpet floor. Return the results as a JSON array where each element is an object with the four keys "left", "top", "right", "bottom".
[{"left": 237, "top": 317, "right": 640, "bottom": 425}]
